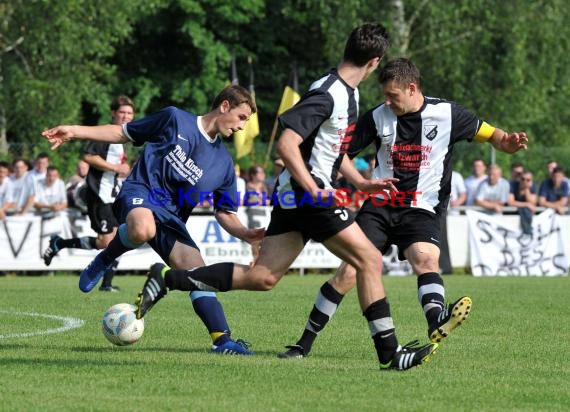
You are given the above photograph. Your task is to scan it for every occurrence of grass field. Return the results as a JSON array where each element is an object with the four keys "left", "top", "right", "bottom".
[{"left": 1, "top": 273, "right": 569, "bottom": 412}]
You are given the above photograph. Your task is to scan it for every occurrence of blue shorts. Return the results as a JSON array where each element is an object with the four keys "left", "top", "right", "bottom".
[{"left": 114, "top": 183, "right": 198, "bottom": 261}]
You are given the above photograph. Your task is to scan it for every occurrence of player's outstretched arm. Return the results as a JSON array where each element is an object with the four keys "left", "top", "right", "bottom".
[
  {"left": 42, "top": 124, "right": 128, "bottom": 150},
  {"left": 215, "top": 210, "right": 266, "bottom": 244}
]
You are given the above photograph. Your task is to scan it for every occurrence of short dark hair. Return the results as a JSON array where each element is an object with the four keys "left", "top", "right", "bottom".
[
  {"left": 379, "top": 58, "right": 421, "bottom": 89},
  {"left": 36, "top": 152, "right": 49, "bottom": 160},
  {"left": 0, "top": 161, "right": 9, "bottom": 170},
  {"left": 211, "top": 85, "right": 257, "bottom": 113},
  {"left": 110, "top": 95, "right": 135, "bottom": 112},
  {"left": 343, "top": 23, "right": 390, "bottom": 67},
  {"left": 553, "top": 166, "right": 566, "bottom": 175}
]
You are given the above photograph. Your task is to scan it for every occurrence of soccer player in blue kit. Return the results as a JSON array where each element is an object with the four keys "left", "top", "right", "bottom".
[{"left": 42, "top": 85, "right": 265, "bottom": 354}]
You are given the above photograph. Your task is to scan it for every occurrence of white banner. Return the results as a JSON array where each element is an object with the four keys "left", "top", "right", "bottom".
[
  {"left": 466, "top": 209, "right": 569, "bottom": 276},
  {"left": 0, "top": 207, "right": 416, "bottom": 273},
  {"left": 0, "top": 208, "right": 344, "bottom": 271}
]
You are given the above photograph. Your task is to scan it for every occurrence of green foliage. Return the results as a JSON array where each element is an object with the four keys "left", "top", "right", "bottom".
[{"left": 2, "top": 0, "right": 570, "bottom": 177}]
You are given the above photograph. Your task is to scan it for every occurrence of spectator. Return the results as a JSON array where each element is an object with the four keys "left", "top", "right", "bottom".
[
  {"left": 546, "top": 160, "right": 558, "bottom": 176},
  {"left": 508, "top": 170, "right": 536, "bottom": 235},
  {"left": 509, "top": 161, "right": 524, "bottom": 188},
  {"left": 245, "top": 165, "right": 268, "bottom": 205},
  {"left": 9, "top": 158, "right": 35, "bottom": 215},
  {"left": 0, "top": 161, "right": 16, "bottom": 219},
  {"left": 34, "top": 166, "right": 67, "bottom": 214},
  {"left": 475, "top": 164, "right": 510, "bottom": 214},
  {"left": 538, "top": 166, "right": 569, "bottom": 215},
  {"left": 464, "top": 158, "right": 487, "bottom": 205},
  {"left": 28, "top": 152, "right": 50, "bottom": 182},
  {"left": 266, "top": 158, "right": 285, "bottom": 197},
  {"left": 449, "top": 170, "right": 467, "bottom": 215}
]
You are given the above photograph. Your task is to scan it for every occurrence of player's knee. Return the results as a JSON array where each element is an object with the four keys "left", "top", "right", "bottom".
[
  {"left": 252, "top": 274, "right": 279, "bottom": 291},
  {"left": 128, "top": 225, "right": 155, "bottom": 244},
  {"left": 332, "top": 263, "right": 357, "bottom": 291},
  {"left": 412, "top": 254, "right": 439, "bottom": 272}
]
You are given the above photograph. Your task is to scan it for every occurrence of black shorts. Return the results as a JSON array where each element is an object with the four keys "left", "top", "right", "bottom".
[
  {"left": 86, "top": 188, "right": 119, "bottom": 235},
  {"left": 356, "top": 200, "right": 442, "bottom": 260},
  {"left": 266, "top": 204, "right": 355, "bottom": 243}
]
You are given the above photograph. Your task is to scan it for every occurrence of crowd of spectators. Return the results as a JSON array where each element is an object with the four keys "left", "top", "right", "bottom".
[{"left": 1, "top": 153, "right": 569, "bottom": 223}]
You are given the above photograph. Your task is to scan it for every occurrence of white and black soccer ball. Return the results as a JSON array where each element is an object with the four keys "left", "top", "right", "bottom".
[{"left": 102, "top": 303, "right": 144, "bottom": 346}]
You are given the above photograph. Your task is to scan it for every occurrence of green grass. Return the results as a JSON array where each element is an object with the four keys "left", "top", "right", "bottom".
[{"left": 1, "top": 274, "right": 569, "bottom": 412}]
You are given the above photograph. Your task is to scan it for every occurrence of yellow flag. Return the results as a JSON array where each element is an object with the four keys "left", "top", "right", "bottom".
[
  {"left": 234, "top": 57, "right": 260, "bottom": 159},
  {"left": 277, "top": 66, "right": 301, "bottom": 116}
]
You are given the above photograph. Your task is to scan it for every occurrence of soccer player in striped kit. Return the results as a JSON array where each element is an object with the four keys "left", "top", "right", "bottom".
[{"left": 278, "top": 57, "right": 528, "bottom": 359}]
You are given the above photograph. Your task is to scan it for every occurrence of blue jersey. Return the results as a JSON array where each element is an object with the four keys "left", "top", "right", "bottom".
[{"left": 122, "top": 106, "right": 238, "bottom": 221}]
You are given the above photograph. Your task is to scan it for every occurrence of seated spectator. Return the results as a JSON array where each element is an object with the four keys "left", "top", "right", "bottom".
[
  {"left": 0, "top": 161, "right": 16, "bottom": 219},
  {"left": 10, "top": 158, "right": 35, "bottom": 215},
  {"left": 464, "top": 158, "right": 487, "bottom": 205},
  {"left": 538, "top": 166, "right": 569, "bottom": 215},
  {"left": 449, "top": 170, "right": 467, "bottom": 215},
  {"left": 34, "top": 166, "right": 67, "bottom": 214},
  {"left": 475, "top": 164, "right": 510, "bottom": 214},
  {"left": 245, "top": 165, "right": 268, "bottom": 205},
  {"left": 508, "top": 161, "right": 524, "bottom": 191},
  {"left": 508, "top": 170, "right": 537, "bottom": 235},
  {"left": 28, "top": 152, "right": 50, "bottom": 182}
]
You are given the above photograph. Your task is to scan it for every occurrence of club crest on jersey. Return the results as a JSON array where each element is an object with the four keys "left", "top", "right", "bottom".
[{"left": 424, "top": 125, "right": 438, "bottom": 141}]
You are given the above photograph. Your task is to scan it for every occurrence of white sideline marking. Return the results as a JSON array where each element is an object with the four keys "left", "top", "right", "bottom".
[{"left": 0, "top": 310, "right": 85, "bottom": 339}]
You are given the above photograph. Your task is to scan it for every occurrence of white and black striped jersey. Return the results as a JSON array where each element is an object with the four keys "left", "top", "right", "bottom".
[
  {"left": 84, "top": 143, "right": 125, "bottom": 204},
  {"left": 351, "top": 97, "right": 484, "bottom": 214},
  {"left": 276, "top": 69, "right": 358, "bottom": 208}
]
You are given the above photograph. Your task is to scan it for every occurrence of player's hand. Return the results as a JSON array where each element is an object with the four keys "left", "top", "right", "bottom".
[
  {"left": 309, "top": 188, "right": 336, "bottom": 204},
  {"left": 42, "top": 126, "right": 74, "bottom": 150},
  {"left": 502, "top": 132, "right": 528, "bottom": 153},
  {"left": 115, "top": 163, "right": 131, "bottom": 177},
  {"left": 358, "top": 177, "right": 399, "bottom": 193},
  {"left": 243, "top": 227, "right": 266, "bottom": 244}
]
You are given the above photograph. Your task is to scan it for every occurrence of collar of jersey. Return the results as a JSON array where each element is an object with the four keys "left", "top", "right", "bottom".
[{"left": 197, "top": 116, "right": 218, "bottom": 143}]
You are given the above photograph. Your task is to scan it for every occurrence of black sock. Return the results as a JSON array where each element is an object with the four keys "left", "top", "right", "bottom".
[
  {"left": 100, "top": 260, "right": 119, "bottom": 287},
  {"left": 101, "top": 233, "right": 133, "bottom": 262},
  {"left": 297, "top": 281, "right": 344, "bottom": 354},
  {"left": 59, "top": 237, "right": 97, "bottom": 250},
  {"left": 363, "top": 298, "right": 399, "bottom": 364},
  {"left": 417, "top": 272, "right": 445, "bottom": 326},
  {"left": 165, "top": 262, "right": 234, "bottom": 292}
]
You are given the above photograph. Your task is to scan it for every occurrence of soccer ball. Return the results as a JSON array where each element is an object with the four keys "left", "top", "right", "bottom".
[{"left": 102, "top": 303, "right": 144, "bottom": 346}]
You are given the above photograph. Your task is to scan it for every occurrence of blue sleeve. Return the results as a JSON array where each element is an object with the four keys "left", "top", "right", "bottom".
[
  {"left": 213, "top": 167, "right": 239, "bottom": 213},
  {"left": 124, "top": 106, "right": 179, "bottom": 147},
  {"left": 538, "top": 180, "right": 548, "bottom": 197}
]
